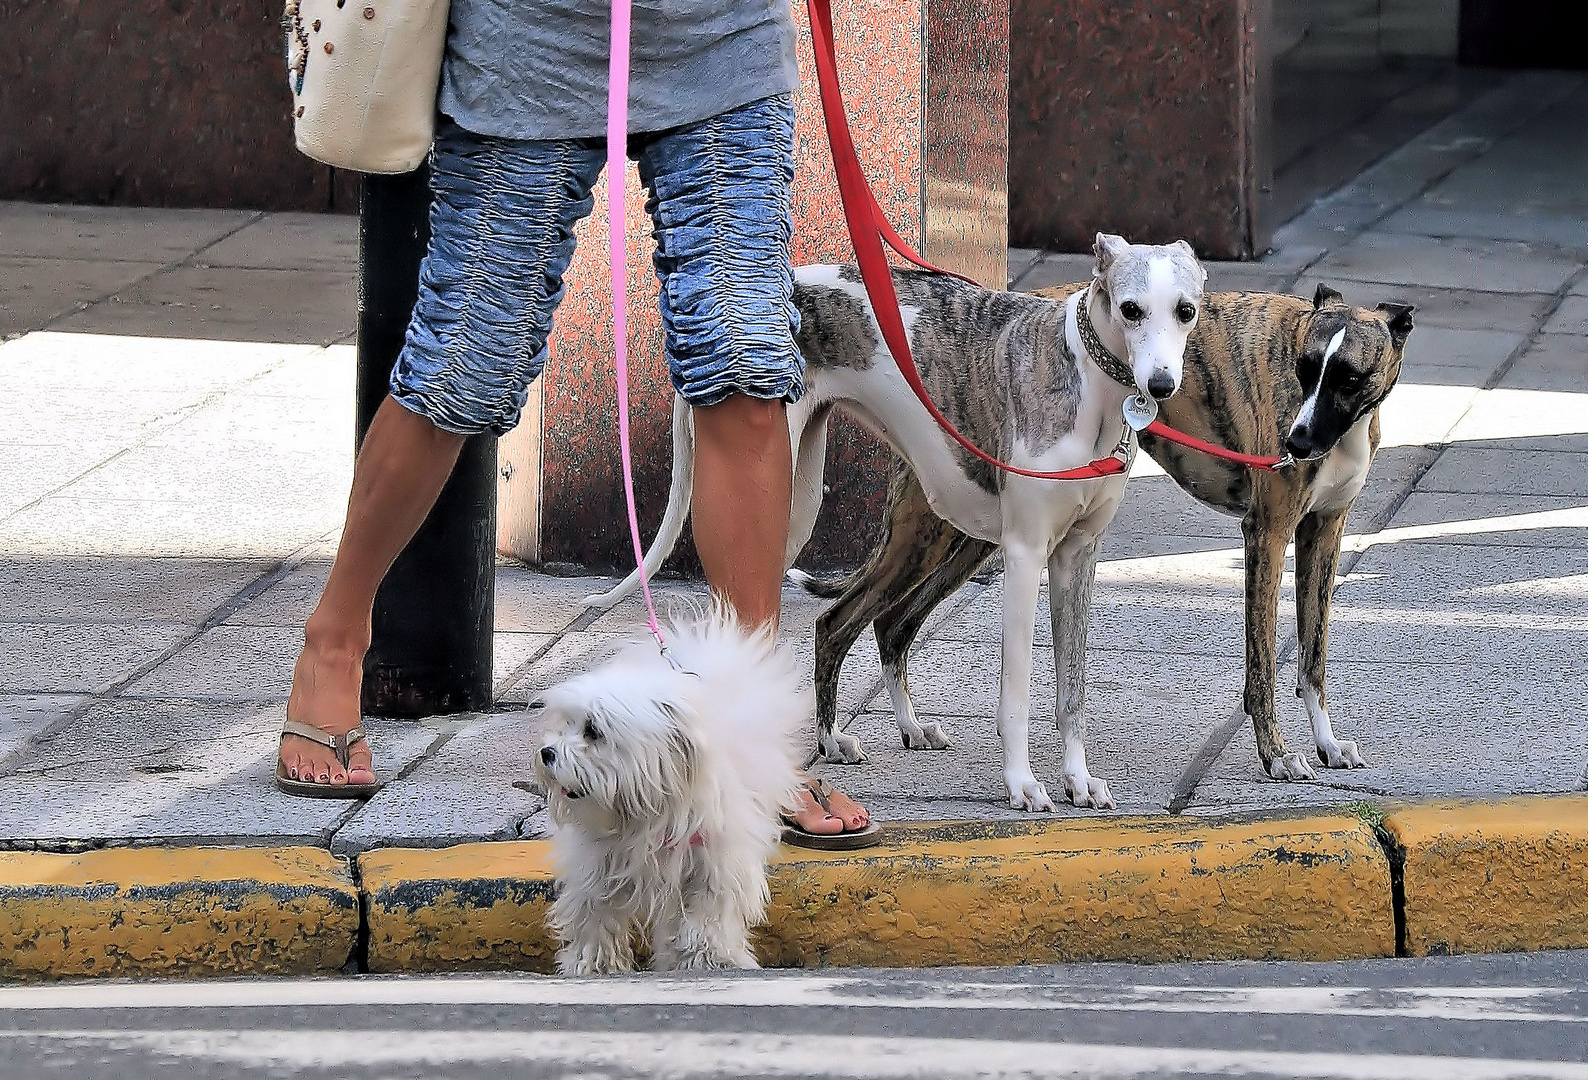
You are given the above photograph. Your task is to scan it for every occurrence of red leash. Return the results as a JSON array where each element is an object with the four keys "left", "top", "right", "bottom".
[
  {"left": 805, "top": 0, "right": 1126, "bottom": 482},
  {"left": 805, "top": 0, "right": 1291, "bottom": 477}
]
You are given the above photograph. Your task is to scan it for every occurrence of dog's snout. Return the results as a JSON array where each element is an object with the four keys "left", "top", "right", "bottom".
[
  {"left": 540, "top": 745, "right": 556, "bottom": 766},
  {"left": 1147, "top": 370, "right": 1176, "bottom": 400},
  {"left": 1285, "top": 426, "right": 1316, "bottom": 460}
]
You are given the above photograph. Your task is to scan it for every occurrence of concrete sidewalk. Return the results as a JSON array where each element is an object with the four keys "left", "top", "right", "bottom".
[{"left": 0, "top": 69, "right": 1585, "bottom": 977}]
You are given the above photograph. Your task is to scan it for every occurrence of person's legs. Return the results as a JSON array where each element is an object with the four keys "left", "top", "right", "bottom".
[
  {"left": 281, "top": 124, "right": 605, "bottom": 790},
  {"left": 637, "top": 95, "right": 868, "bottom": 833}
]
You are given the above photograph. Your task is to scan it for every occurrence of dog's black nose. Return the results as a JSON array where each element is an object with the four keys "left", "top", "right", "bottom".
[
  {"left": 1147, "top": 371, "right": 1176, "bottom": 400},
  {"left": 540, "top": 746, "right": 556, "bottom": 766},
  {"left": 1285, "top": 427, "right": 1317, "bottom": 460}
]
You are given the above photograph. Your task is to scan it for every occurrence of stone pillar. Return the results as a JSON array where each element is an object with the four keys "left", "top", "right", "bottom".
[
  {"left": 498, "top": 0, "right": 1009, "bottom": 571},
  {"left": 1009, "top": 0, "right": 1271, "bottom": 260}
]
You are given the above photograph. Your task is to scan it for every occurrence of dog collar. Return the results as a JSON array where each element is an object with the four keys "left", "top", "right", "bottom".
[{"left": 1075, "top": 288, "right": 1136, "bottom": 390}]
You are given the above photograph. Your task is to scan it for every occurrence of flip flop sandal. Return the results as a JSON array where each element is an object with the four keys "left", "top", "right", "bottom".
[
  {"left": 276, "top": 718, "right": 382, "bottom": 799},
  {"left": 782, "top": 778, "right": 881, "bottom": 851}
]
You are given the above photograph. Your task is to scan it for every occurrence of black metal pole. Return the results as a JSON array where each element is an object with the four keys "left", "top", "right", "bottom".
[{"left": 356, "top": 167, "right": 497, "bottom": 718}]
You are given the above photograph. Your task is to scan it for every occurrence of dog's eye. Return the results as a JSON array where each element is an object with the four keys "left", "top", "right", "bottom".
[
  {"left": 1118, "top": 300, "right": 1144, "bottom": 322},
  {"left": 1175, "top": 301, "right": 1197, "bottom": 324},
  {"left": 1335, "top": 370, "right": 1365, "bottom": 391},
  {"left": 582, "top": 718, "right": 602, "bottom": 742}
]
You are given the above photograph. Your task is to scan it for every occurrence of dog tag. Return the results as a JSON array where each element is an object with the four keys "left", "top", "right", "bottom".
[{"left": 1122, "top": 394, "right": 1158, "bottom": 432}]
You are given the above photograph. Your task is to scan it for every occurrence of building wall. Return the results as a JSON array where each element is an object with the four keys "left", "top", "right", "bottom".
[
  {"left": 1008, "top": 0, "right": 1269, "bottom": 259},
  {"left": 0, "top": 1, "right": 352, "bottom": 210}
]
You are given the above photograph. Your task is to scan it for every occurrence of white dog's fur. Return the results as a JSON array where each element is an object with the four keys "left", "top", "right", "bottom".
[{"left": 533, "top": 604, "right": 807, "bottom": 975}]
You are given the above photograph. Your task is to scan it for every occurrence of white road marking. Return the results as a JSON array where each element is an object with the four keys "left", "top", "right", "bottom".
[
  {"left": 6, "top": 1029, "right": 1588, "bottom": 1078},
  {"left": 0, "top": 978, "right": 1582, "bottom": 1024}
]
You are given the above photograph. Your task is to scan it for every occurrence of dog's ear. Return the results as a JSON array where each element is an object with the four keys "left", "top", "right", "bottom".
[
  {"left": 1170, "top": 239, "right": 1208, "bottom": 283},
  {"left": 1313, "top": 283, "right": 1345, "bottom": 309},
  {"left": 1376, "top": 302, "right": 1415, "bottom": 347},
  {"left": 1093, "top": 233, "right": 1128, "bottom": 278}
]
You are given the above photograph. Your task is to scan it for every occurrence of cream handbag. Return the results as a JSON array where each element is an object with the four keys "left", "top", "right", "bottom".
[{"left": 284, "top": 0, "right": 450, "bottom": 174}]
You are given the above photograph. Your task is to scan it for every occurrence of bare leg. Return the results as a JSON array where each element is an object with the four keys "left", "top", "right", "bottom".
[
  {"left": 281, "top": 398, "right": 465, "bottom": 786},
  {"left": 691, "top": 395, "right": 865, "bottom": 833}
]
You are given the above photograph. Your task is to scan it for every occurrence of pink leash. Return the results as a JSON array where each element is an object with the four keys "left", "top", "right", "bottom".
[{"left": 606, "top": 0, "right": 672, "bottom": 656}]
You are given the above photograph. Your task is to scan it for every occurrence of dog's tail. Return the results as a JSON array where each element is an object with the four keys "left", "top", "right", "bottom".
[
  {"left": 582, "top": 396, "right": 695, "bottom": 612},
  {"left": 784, "top": 567, "right": 853, "bottom": 598}
]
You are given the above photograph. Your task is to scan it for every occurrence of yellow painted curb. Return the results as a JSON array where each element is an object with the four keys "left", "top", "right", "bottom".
[
  {"left": 359, "top": 812, "right": 1394, "bottom": 973},
  {"left": 0, "top": 846, "right": 358, "bottom": 981},
  {"left": 1383, "top": 794, "right": 1588, "bottom": 957},
  {"left": 361, "top": 843, "right": 558, "bottom": 974}
]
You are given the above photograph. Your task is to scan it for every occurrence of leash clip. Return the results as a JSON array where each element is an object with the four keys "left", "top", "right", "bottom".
[
  {"left": 1109, "top": 421, "right": 1135, "bottom": 466},
  {"left": 1271, "top": 453, "right": 1297, "bottom": 471}
]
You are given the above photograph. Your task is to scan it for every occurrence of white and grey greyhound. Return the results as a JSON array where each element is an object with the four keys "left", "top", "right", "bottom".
[{"left": 585, "top": 235, "right": 1207, "bottom": 811}]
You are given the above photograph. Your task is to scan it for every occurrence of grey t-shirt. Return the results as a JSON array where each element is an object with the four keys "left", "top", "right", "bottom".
[{"left": 439, "top": 0, "right": 800, "bottom": 140}]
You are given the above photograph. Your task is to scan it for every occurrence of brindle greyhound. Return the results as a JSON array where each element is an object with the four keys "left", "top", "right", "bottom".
[
  {"left": 793, "top": 283, "right": 1414, "bottom": 789},
  {"left": 585, "top": 235, "right": 1207, "bottom": 811}
]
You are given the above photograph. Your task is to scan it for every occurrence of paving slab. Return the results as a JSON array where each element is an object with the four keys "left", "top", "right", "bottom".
[
  {"left": 0, "top": 257, "right": 164, "bottom": 336},
  {"left": 1293, "top": 278, "right": 1556, "bottom": 331},
  {"left": 819, "top": 646, "right": 1246, "bottom": 819},
  {"left": 1416, "top": 446, "right": 1588, "bottom": 498},
  {"left": 0, "top": 330, "right": 310, "bottom": 394},
  {"left": 1312, "top": 231, "right": 1584, "bottom": 294},
  {"left": 1337, "top": 539, "right": 1588, "bottom": 624},
  {"left": 0, "top": 203, "right": 256, "bottom": 263},
  {"left": 0, "top": 699, "right": 437, "bottom": 844},
  {"left": 1384, "top": 492, "right": 1588, "bottom": 550},
  {"left": 1375, "top": 205, "right": 1588, "bottom": 250},
  {"left": 1012, "top": 254, "right": 1093, "bottom": 294},
  {"left": 1446, "top": 387, "right": 1588, "bottom": 452},
  {"left": 1540, "top": 295, "right": 1588, "bottom": 337},
  {"left": 223, "top": 560, "right": 331, "bottom": 628},
  {"left": 0, "top": 388, "right": 208, "bottom": 454},
  {"left": 1497, "top": 334, "right": 1588, "bottom": 393},
  {"left": 941, "top": 552, "right": 1268, "bottom": 660},
  {"left": 332, "top": 711, "right": 547, "bottom": 855},
  {"left": 0, "top": 496, "right": 342, "bottom": 560},
  {"left": 0, "top": 556, "right": 271, "bottom": 624},
  {"left": 1190, "top": 656, "right": 1588, "bottom": 813},
  {"left": 52, "top": 265, "right": 356, "bottom": 346},
  {"left": 0, "top": 621, "right": 191, "bottom": 694},
  {"left": 1399, "top": 325, "right": 1525, "bottom": 375},
  {"left": 496, "top": 568, "right": 630, "bottom": 633},
  {"left": 0, "top": 443, "right": 119, "bottom": 517},
  {"left": 197, "top": 212, "right": 360, "bottom": 272},
  {"left": 0, "top": 695, "right": 85, "bottom": 760},
  {"left": 1005, "top": 247, "right": 1043, "bottom": 288}
]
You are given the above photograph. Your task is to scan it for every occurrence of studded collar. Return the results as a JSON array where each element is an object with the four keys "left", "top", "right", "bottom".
[{"left": 1074, "top": 284, "right": 1136, "bottom": 390}]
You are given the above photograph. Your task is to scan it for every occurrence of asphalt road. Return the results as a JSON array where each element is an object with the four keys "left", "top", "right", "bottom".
[{"left": 1, "top": 952, "right": 1586, "bottom": 1078}]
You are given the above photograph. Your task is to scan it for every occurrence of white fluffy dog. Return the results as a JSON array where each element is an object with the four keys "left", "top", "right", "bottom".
[{"left": 532, "top": 603, "right": 807, "bottom": 975}]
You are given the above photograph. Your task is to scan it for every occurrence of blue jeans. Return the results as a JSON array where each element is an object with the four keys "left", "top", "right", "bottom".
[{"left": 389, "top": 94, "right": 801, "bottom": 436}]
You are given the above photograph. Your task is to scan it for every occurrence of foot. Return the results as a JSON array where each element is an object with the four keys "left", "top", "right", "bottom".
[
  {"left": 818, "top": 729, "right": 868, "bottom": 765},
  {"left": 899, "top": 719, "right": 953, "bottom": 751},
  {"left": 1062, "top": 772, "right": 1115, "bottom": 810},
  {"left": 1265, "top": 751, "right": 1317, "bottom": 782},
  {"left": 280, "top": 637, "right": 375, "bottom": 788},
  {"left": 1318, "top": 739, "right": 1366, "bottom": 769},
  {"left": 786, "top": 775, "right": 870, "bottom": 835},
  {"left": 1006, "top": 772, "right": 1057, "bottom": 812}
]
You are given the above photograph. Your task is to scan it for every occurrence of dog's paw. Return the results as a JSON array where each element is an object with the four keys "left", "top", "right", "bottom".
[
  {"left": 1063, "top": 773, "right": 1115, "bottom": 810},
  {"left": 901, "top": 721, "right": 953, "bottom": 751},
  {"left": 1318, "top": 740, "right": 1366, "bottom": 769},
  {"left": 820, "top": 730, "right": 868, "bottom": 765},
  {"left": 557, "top": 941, "right": 636, "bottom": 977},
  {"left": 1007, "top": 776, "right": 1056, "bottom": 812},
  {"left": 1266, "top": 752, "right": 1317, "bottom": 781}
]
